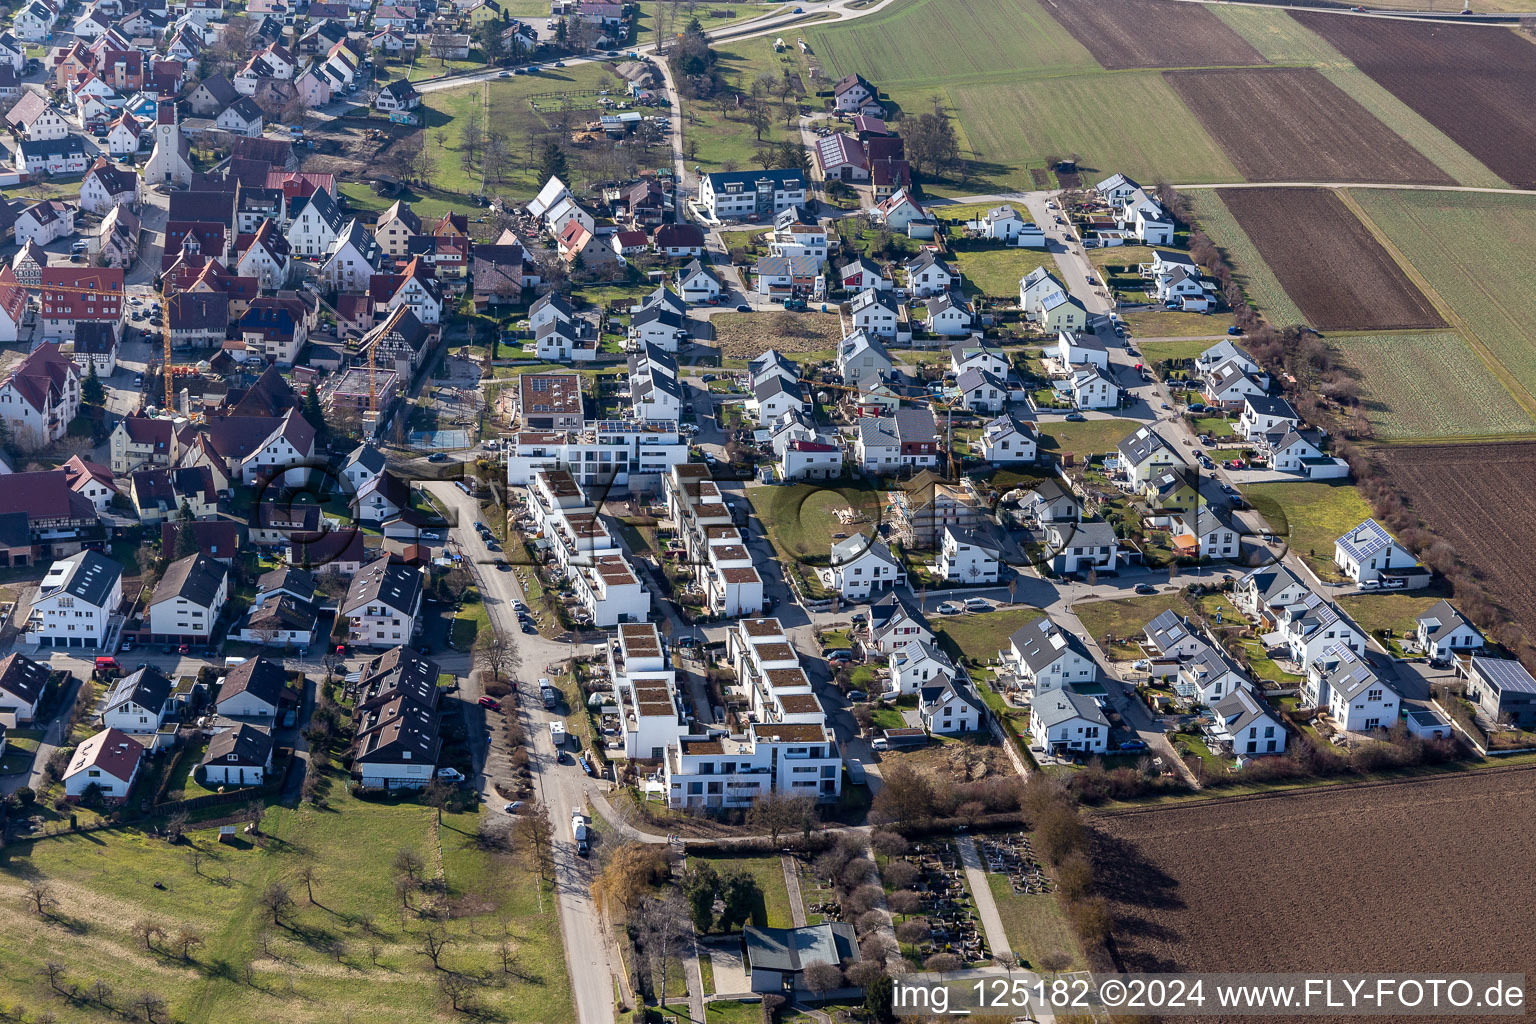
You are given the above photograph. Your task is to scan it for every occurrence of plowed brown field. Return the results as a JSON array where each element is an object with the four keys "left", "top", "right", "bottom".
[
  {"left": 1094, "top": 769, "right": 1536, "bottom": 1020},
  {"left": 1041, "top": 0, "right": 1268, "bottom": 70},
  {"left": 1376, "top": 441, "right": 1536, "bottom": 629},
  {"left": 1165, "top": 68, "right": 1454, "bottom": 185},
  {"left": 1293, "top": 13, "right": 1536, "bottom": 188},
  {"left": 1217, "top": 187, "right": 1444, "bottom": 330}
]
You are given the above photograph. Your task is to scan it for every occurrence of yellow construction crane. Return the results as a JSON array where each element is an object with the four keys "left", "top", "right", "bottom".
[{"left": 164, "top": 284, "right": 175, "bottom": 413}]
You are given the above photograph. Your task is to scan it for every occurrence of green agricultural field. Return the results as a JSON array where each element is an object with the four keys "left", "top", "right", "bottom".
[
  {"left": 1330, "top": 331, "right": 1536, "bottom": 440},
  {"left": 1242, "top": 480, "right": 1374, "bottom": 580},
  {"left": 1352, "top": 189, "right": 1536, "bottom": 412},
  {"left": 1038, "top": 417, "right": 1142, "bottom": 457},
  {"left": 952, "top": 248, "right": 1055, "bottom": 300},
  {"left": 1208, "top": 5, "right": 1348, "bottom": 66},
  {"left": 798, "top": 0, "right": 1238, "bottom": 192},
  {"left": 0, "top": 787, "right": 569, "bottom": 1024},
  {"left": 1185, "top": 189, "right": 1307, "bottom": 328}
]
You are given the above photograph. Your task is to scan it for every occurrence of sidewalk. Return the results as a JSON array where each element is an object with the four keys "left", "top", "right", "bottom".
[{"left": 955, "top": 836, "right": 1011, "bottom": 959}]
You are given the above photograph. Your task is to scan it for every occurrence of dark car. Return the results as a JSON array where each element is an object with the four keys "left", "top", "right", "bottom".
[
  {"left": 522, "top": 624, "right": 537, "bottom": 635},
  {"left": 1119, "top": 739, "right": 1148, "bottom": 752},
  {"left": 427, "top": 452, "right": 449, "bottom": 463},
  {"left": 735, "top": 304, "right": 751, "bottom": 312},
  {"left": 496, "top": 562, "right": 511, "bottom": 572},
  {"left": 1134, "top": 583, "right": 1157, "bottom": 595}
]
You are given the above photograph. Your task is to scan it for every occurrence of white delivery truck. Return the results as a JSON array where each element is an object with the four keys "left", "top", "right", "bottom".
[
  {"left": 570, "top": 810, "right": 590, "bottom": 856},
  {"left": 550, "top": 721, "right": 567, "bottom": 747}
]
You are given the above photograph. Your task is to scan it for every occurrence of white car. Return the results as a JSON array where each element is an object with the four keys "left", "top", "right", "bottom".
[
  {"left": 937, "top": 601, "right": 964, "bottom": 615},
  {"left": 503, "top": 801, "right": 525, "bottom": 814},
  {"left": 436, "top": 767, "right": 464, "bottom": 782}
]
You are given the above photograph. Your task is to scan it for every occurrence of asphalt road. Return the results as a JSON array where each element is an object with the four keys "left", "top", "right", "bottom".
[{"left": 424, "top": 481, "right": 618, "bottom": 1024}]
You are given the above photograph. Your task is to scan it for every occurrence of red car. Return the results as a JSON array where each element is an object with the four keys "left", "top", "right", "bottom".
[
  {"left": 477, "top": 696, "right": 502, "bottom": 712},
  {"left": 177, "top": 644, "right": 190, "bottom": 655}
]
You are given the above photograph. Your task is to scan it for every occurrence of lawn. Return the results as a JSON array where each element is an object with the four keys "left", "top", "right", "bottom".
[
  {"left": 1124, "top": 309, "right": 1230, "bottom": 340},
  {"left": 0, "top": 727, "right": 42, "bottom": 775},
  {"left": 870, "top": 705, "right": 907, "bottom": 732},
  {"left": 1353, "top": 189, "right": 1536, "bottom": 415},
  {"left": 1241, "top": 480, "right": 1374, "bottom": 580},
  {"left": 1185, "top": 188, "right": 1308, "bottom": 329},
  {"left": 682, "top": 34, "right": 813, "bottom": 174},
  {"left": 422, "top": 64, "right": 666, "bottom": 201},
  {"left": 985, "top": 871, "right": 1086, "bottom": 972},
  {"left": 748, "top": 480, "right": 881, "bottom": 566},
  {"left": 1037, "top": 417, "right": 1141, "bottom": 456},
  {"left": 1236, "top": 637, "right": 1302, "bottom": 685},
  {"left": 163, "top": 740, "right": 224, "bottom": 800},
  {"left": 930, "top": 605, "right": 1044, "bottom": 666},
  {"left": 452, "top": 587, "right": 492, "bottom": 648},
  {"left": 1072, "top": 591, "right": 1239, "bottom": 661},
  {"left": 952, "top": 247, "right": 1055, "bottom": 300},
  {"left": 689, "top": 854, "right": 794, "bottom": 930},
  {"left": 1336, "top": 592, "right": 1445, "bottom": 646},
  {"left": 1329, "top": 330, "right": 1536, "bottom": 441},
  {"left": 0, "top": 778, "right": 570, "bottom": 1024}
]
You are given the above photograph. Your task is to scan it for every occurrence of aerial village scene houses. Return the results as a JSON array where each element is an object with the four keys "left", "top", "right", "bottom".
[{"left": 0, "top": 1, "right": 1526, "bottom": 1019}]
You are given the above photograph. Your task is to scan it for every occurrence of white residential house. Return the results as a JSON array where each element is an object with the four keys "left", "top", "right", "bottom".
[
  {"left": 676, "top": 259, "right": 722, "bottom": 303},
  {"left": 938, "top": 525, "right": 1003, "bottom": 584},
  {"left": 285, "top": 186, "right": 346, "bottom": 257},
  {"left": 780, "top": 439, "right": 843, "bottom": 482},
  {"left": 1069, "top": 364, "right": 1121, "bottom": 410},
  {"left": 955, "top": 367, "right": 1007, "bottom": 414},
  {"left": 1056, "top": 329, "right": 1108, "bottom": 370},
  {"left": 924, "top": 291, "right": 973, "bottom": 337},
  {"left": 1172, "top": 507, "right": 1240, "bottom": 561},
  {"left": 972, "top": 204, "right": 1027, "bottom": 242},
  {"left": 14, "top": 200, "right": 75, "bottom": 247},
  {"left": 979, "top": 412, "right": 1037, "bottom": 463},
  {"left": 1006, "top": 617, "right": 1095, "bottom": 690},
  {"left": 1143, "top": 609, "right": 1208, "bottom": 660},
  {"left": 63, "top": 727, "right": 143, "bottom": 801},
  {"left": 919, "top": 678, "right": 983, "bottom": 735},
  {"left": 1117, "top": 425, "right": 1181, "bottom": 487},
  {"left": 1281, "top": 596, "right": 1364, "bottom": 670},
  {"left": 1310, "top": 644, "right": 1399, "bottom": 732},
  {"left": 1334, "top": 518, "right": 1420, "bottom": 585},
  {"left": 1237, "top": 393, "right": 1300, "bottom": 441},
  {"left": 1413, "top": 600, "right": 1484, "bottom": 660},
  {"left": 866, "top": 591, "right": 934, "bottom": 655},
  {"left": 889, "top": 642, "right": 954, "bottom": 697},
  {"left": 828, "top": 534, "right": 901, "bottom": 601},
  {"left": 837, "top": 329, "right": 894, "bottom": 383},
  {"left": 1038, "top": 519, "right": 1119, "bottom": 576},
  {"left": 1177, "top": 644, "right": 1247, "bottom": 705},
  {"left": 1031, "top": 687, "right": 1108, "bottom": 755},
  {"left": 341, "top": 557, "right": 423, "bottom": 648},
  {"left": 0, "top": 653, "right": 50, "bottom": 726},
  {"left": 200, "top": 723, "right": 274, "bottom": 786},
  {"left": 1233, "top": 564, "right": 1312, "bottom": 624},
  {"left": 1208, "top": 684, "right": 1287, "bottom": 757},
  {"left": 147, "top": 554, "right": 229, "bottom": 642},
  {"left": 904, "top": 252, "right": 954, "bottom": 298},
  {"left": 31, "top": 550, "right": 122, "bottom": 649},
  {"left": 100, "top": 666, "right": 174, "bottom": 733},
  {"left": 837, "top": 255, "right": 889, "bottom": 294},
  {"left": 849, "top": 288, "right": 901, "bottom": 339},
  {"left": 78, "top": 159, "right": 138, "bottom": 216}
]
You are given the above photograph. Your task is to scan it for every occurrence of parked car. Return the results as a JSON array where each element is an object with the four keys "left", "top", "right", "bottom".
[
  {"left": 1119, "top": 739, "right": 1148, "bottom": 752},
  {"left": 477, "top": 696, "right": 502, "bottom": 711},
  {"left": 436, "top": 767, "right": 464, "bottom": 781},
  {"left": 502, "top": 801, "right": 526, "bottom": 814},
  {"left": 964, "top": 597, "right": 990, "bottom": 612},
  {"left": 937, "top": 601, "right": 964, "bottom": 614},
  {"left": 735, "top": 304, "right": 751, "bottom": 312},
  {"left": 427, "top": 452, "right": 449, "bottom": 463},
  {"left": 1134, "top": 583, "right": 1157, "bottom": 595}
]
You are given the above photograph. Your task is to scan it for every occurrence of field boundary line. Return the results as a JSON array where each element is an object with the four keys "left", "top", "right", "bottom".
[
  {"left": 1333, "top": 187, "right": 1536, "bottom": 420},
  {"left": 1175, "top": 181, "right": 1536, "bottom": 195},
  {"left": 1084, "top": 758, "right": 1536, "bottom": 823}
]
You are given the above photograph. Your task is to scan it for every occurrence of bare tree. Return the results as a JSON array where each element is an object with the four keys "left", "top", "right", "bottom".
[
  {"left": 260, "top": 882, "right": 294, "bottom": 926},
  {"left": 474, "top": 632, "right": 514, "bottom": 681},
  {"left": 634, "top": 893, "right": 690, "bottom": 1008},
  {"left": 90, "top": 978, "right": 114, "bottom": 1006},
  {"left": 394, "top": 847, "right": 426, "bottom": 882},
  {"left": 423, "top": 779, "right": 452, "bottom": 825},
  {"left": 246, "top": 800, "right": 266, "bottom": 837},
  {"left": 439, "top": 971, "right": 478, "bottom": 1013},
  {"left": 137, "top": 991, "right": 167, "bottom": 1024},
  {"left": 133, "top": 919, "right": 164, "bottom": 952},
  {"left": 745, "top": 791, "right": 815, "bottom": 846},
  {"left": 428, "top": 30, "right": 456, "bottom": 66},
  {"left": 804, "top": 961, "right": 843, "bottom": 997},
  {"left": 296, "top": 863, "right": 319, "bottom": 905},
  {"left": 164, "top": 810, "right": 189, "bottom": 842},
  {"left": 368, "top": 940, "right": 384, "bottom": 967},
  {"left": 173, "top": 926, "right": 204, "bottom": 962},
  {"left": 1037, "top": 950, "right": 1073, "bottom": 978},
  {"left": 24, "top": 880, "right": 57, "bottom": 916},
  {"left": 513, "top": 803, "right": 554, "bottom": 882},
  {"left": 38, "top": 961, "right": 66, "bottom": 994},
  {"left": 419, "top": 926, "right": 452, "bottom": 970}
]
